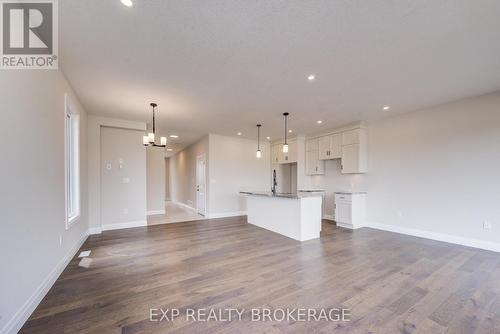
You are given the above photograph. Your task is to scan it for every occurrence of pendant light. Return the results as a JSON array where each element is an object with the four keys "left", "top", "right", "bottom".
[
  {"left": 143, "top": 103, "right": 167, "bottom": 147},
  {"left": 282, "top": 112, "right": 289, "bottom": 153},
  {"left": 256, "top": 124, "right": 262, "bottom": 158}
]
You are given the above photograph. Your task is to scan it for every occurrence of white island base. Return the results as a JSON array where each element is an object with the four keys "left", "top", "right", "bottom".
[{"left": 244, "top": 193, "right": 322, "bottom": 242}]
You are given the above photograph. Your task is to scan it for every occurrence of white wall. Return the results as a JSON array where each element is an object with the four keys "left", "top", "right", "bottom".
[
  {"left": 0, "top": 71, "right": 89, "bottom": 333},
  {"left": 100, "top": 127, "right": 147, "bottom": 228},
  {"left": 87, "top": 116, "right": 146, "bottom": 232},
  {"left": 169, "top": 136, "right": 209, "bottom": 209},
  {"left": 304, "top": 92, "right": 500, "bottom": 248},
  {"left": 146, "top": 147, "right": 166, "bottom": 214},
  {"left": 208, "top": 134, "right": 271, "bottom": 216}
]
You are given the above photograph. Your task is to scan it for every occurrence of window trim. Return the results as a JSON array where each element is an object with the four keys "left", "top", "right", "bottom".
[{"left": 64, "top": 94, "right": 81, "bottom": 229}]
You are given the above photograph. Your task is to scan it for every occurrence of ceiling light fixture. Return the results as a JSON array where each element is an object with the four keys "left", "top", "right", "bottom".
[
  {"left": 383, "top": 105, "right": 390, "bottom": 111},
  {"left": 142, "top": 103, "right": 167, "bottom": 147},
  {"left": 307, "top": 74, "right": 315, "bottom": 81},
  {"left": 266, "top": 136, "right": 271, "bottom": 140},
  {"left": 317, "top": 120, "right": 323, "bottom": 124},
  {"left": 288, "top": 129, "right": 293, "bottom": 133},
  {"left": 282, "top": 112, "right": 289, "bottom": 153},
  {"left": 256, "top": 124, "right": 262, "bottom": 159},
  {"left": 169, "top": 135, "right": 178, "bottom": 138},
  {"left": 237, "top": 132, "right": 242, "bottom": 136},
  {"left": 120, "top": 0, "right": 133, "bottom": 7},
  {"left": 166, "top": 148, "right": 173, "bottom": 152}
]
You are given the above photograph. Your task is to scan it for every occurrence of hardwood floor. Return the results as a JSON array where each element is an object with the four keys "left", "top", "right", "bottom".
[{"left": 21, "top": 217, "right": 500, "bottom": 333}]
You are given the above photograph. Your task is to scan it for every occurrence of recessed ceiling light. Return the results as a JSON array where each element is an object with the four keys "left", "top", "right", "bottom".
[
  {"left": 307, "top": 74, "right": 315, "bottom": 81},
  {"left": 166, "top": 148, "right": 173, "bottom": 152},
  {"left": 237, "top": 132, "right": 242, "bottom": 136},
  {"left": 383, "top": 105, "right": 390, "bottom": 111},
  {"left": 120, "top": 0, "right": 133, "bottom": 7},
  {"left": 317, "top": 120, "right": 323, "bottom": 124},
  {"left": 288, "top": 129, "right": 293, "bottom": 133},
  {"left": 266, "top": 136, "right": 271, "bottom": 140},
  {"left": 169, "top": 135, "right": 179, "bottom": 138}
]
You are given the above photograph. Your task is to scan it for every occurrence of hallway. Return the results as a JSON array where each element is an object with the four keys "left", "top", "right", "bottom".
[{"left": 147, "top": 201, "right": 205, "bottom": 226}]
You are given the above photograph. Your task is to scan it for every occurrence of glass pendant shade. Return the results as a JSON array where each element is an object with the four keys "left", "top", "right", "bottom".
[
  {"left": 148, "top": 132, "right": 155, "bottom": 143},
  {"left": 282, "top": 144, "right": 289, "bottom": 153},
  {"left": 143, "top": 135, "right": 149, "bottom": 145},
  {"left": 256, "top": 150, "right": 262, "bottom": 158},
  {"left": 160, "top": 137, "right": 167, "bottom": 146}
]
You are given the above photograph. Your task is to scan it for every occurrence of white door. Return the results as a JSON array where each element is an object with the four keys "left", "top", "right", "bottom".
[{"left": 196, "top": 154, "right": 206, "bottom": 216}]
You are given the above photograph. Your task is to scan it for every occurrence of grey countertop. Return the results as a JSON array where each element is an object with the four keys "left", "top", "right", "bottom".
[
  {"left": 334, "top": 191, "right": 367, "bottom": 195},
  {"left": 240, "top": 191, "right": 323, "bottom": 199}
]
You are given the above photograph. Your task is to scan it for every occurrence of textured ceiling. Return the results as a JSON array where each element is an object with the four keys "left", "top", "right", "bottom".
[{"left": 60, "top": 0, "right": 500, "bottom": 153}]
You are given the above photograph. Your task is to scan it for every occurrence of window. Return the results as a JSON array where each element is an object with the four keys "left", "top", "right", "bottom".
[{"left": 65, "top": 94, "right": 80, "bottom": 229}]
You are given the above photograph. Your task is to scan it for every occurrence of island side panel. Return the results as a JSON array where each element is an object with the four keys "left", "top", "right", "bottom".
[
  {"left": 246, "top": 196, "right": 301, "bottom": 240},
  {"left": 299, "top": 196, "right": 323, "bottom": 241}
]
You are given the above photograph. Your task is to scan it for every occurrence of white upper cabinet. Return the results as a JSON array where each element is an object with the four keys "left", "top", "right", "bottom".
[
  {"left": 318, "top": 133, "right": 341, "bottom": 160},
  {"left": 305, "top": 149, "right": 324, "bottom": 175},
  {"left": 271, "top": 144, "right": 280, "bottom": 164},
  {"left": 342, "top": 129, "right": 360, "bottom": 145},
  {"left": 341, "top": 128, "right": 367, "bottom": 173},
  {"left": 305, "top": 124, "right": 367, "bottom": 174},
  {"left": 284, "top": 140, "right": 297, "bottom": 163},
  {"left": 272, "top": 141, "right": 297, "bottom": 164},
  {"left": 305, "top": 138, "right": 319, "bottom": 151}
]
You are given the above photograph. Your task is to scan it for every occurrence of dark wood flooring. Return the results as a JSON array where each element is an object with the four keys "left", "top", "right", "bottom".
[{"left": 21, "top": 217, "right": 500, "bottom": 333}]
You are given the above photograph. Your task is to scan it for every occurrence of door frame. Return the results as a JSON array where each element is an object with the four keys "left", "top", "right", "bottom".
[{"left": 196, "top": 154, "right": 207, "bottom": 216}]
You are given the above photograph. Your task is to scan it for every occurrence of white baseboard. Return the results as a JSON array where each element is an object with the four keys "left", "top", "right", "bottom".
[
  {"left": 170, "top": 201, "right": 197, "bottom": 212},
  {"left": 323, "top": 214, "right": 335, "bottom": 221},
  {"left": 147, "top": 209, "right": 165, "bottom": 216},
  {"left": 2, "top": 231, "right": 88, "bottom": 334},
  {"left": 365, "top": 221, "right": 500, "bottom": 253},
  {"left": 88, "top": 226, "right": 102, "bottom": 235},
  {"left": 208, "top": 211, "right": 247, "bottom": 219},
  {"left": 336, "top": 222, "right": 356, "bottom": 229},
  {"left": 101, "top": 220, "right": 147, "bottom": 231}
]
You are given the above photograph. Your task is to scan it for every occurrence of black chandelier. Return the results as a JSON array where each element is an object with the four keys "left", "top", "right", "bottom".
[{"left": 143, "top": 103, "right": 167, "bottom": 147}]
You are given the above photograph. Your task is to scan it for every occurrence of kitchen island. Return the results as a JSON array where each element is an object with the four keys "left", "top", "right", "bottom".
[{"left": 240, "top": 191, "right": 323, "bottom": 241}]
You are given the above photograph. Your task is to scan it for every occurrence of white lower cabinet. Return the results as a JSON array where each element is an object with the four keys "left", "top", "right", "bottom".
[{"left": 334, "top": 192, "right": 366, "bottom": 229}]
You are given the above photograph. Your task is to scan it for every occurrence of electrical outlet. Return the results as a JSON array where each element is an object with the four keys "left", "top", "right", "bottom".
[
  {"left": 123, "top": 208, "right": 129, "bottom": 215},
  {"left": 483, "top": 220, "right": 492, "bottom": 230},
  {"left": 59, "top": 235, "right": 63, "bottom": 246},
  {"left": 396, "top": 210, "right": 403, "bottom": 218}
]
